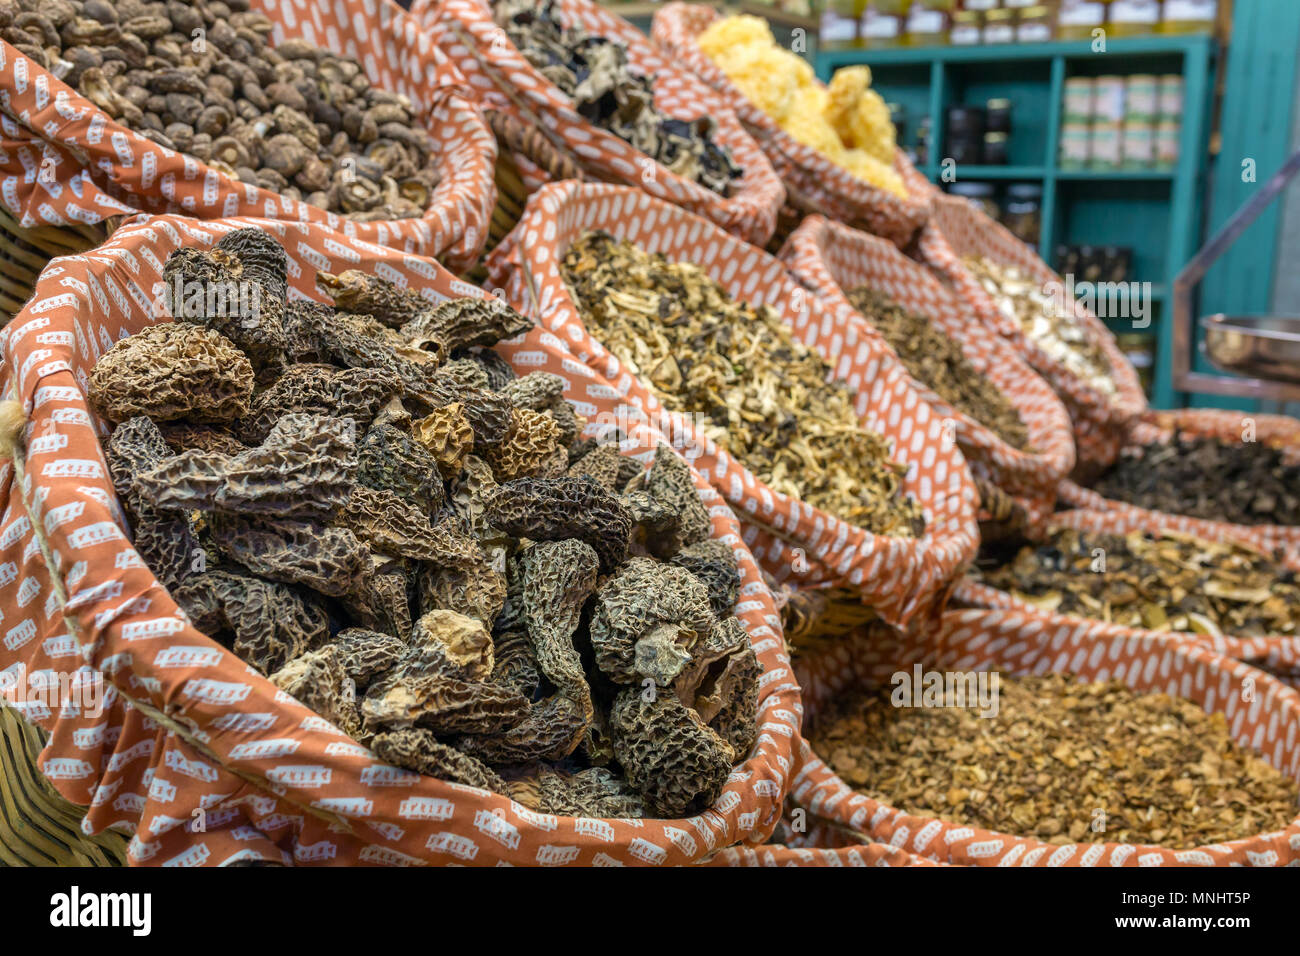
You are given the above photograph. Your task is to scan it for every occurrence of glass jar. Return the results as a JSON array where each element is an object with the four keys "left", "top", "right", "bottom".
[
  {"left": 1108, "top": 0, "right": 1162, "bottom": 37},
  {"left": 904, "top": 3, "right": 949, "bottom": 46},
  {"left": 949, "top": 181, "right": 1000, "bottom": 221},
  {"left": 983, "top": 8, "right": 1016, "bottom": 44},
  {"left": 1058, "top": 0, "right": 1105, "bottom": 40},
  {"left": 982, "top": 132, "right": 1010, "bottom": 165},
  {"left": 1016, "top": 5, "right": 1055, "bottom": 42},
  {"left": 1160, "top": 0, "right": 1218, "bottom": 34},
  {"left": 1002, "top": 183, "right": 1043, "bottom": 246},
  {"left": 860, "top": 8, "right": 905, "bottom": 47},
  {"left": 1058, "top": 121, "right": 1091, "bottom": 169},
  {"left": 949, "top": 10, "right": 983, "bottom": 45},
  {"left": 986, "top": 98, "right": 1012, "bottom": 135}
]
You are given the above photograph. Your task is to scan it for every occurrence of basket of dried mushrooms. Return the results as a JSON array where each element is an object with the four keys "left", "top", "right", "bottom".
[
  {"left": 0, "top": 0, "right": 497, "bottom": 310},
  {"left": 420, "top": 0, "right": 786, "bottom": 247},
  {"left": 651, "top": 3, "right": 931, "bottom": 248},
  {"left": 788, "top": 613, "right": 1300, "bottom": 865},
  {"left": 489, "top": 181, "right": 980, "bottom": 634},
  {"left": 0, "top": 214, "right": 800, "bottom": 866},
  {"left": 780, "top": 215, "right": 1077, "bottom": 528},
  {"left": 917, "top": 193, "right": 1147, "bottom": 479}
]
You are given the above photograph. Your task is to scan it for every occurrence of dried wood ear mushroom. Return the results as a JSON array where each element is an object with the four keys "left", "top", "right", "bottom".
[
  {"left": 1089, "top": 433, "right": 1300, "bottom": 527},
  {"left": 846, "top": 286, "right": 1030, "bottom": 452},
  {"left": 492, "top": 0, "right": 742, "bottom": 196},
  {"left": 975, "top": 527, "right": 1300, "bottom": 638},
  {"left": 813, "top": 671, "right": 1300, "bottom": 848},
  {"left": 562, "top": 232, "right": 924, "bottom": 537},
  {"left": 89, "top": 227, "right": 760, "bottom": 820},
  {"left": 4, "top": 0, "right": 441, "bottom": 219}
]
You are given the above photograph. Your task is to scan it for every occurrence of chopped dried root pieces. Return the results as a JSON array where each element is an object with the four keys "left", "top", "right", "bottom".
[{"left": 813, "top": 673, "right": 1300, "bottom": 848}]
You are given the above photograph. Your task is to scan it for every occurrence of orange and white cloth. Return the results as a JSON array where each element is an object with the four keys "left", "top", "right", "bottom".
[
  {"left": 0, "top": 0, "right": 498, "bottom": 272},
  {"left": 420, "top": 0, "right": 786, "bottom": 246},
  {"left": 651, "top": 2, "right": 930, "bottom": 247},
  {"left": 780, "top": 215, "right": 1076, "bottom": 513},
  {"left": 488, "top": 182, "right": 979, "bottom": 630},
  {"left": 0, "top": 212, "right": 799, "bottom": 866}
]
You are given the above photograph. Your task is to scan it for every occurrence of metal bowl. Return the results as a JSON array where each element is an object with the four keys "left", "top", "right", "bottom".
[{"left": 1201, "top": 314, "right": 1300, "bottom": 384}]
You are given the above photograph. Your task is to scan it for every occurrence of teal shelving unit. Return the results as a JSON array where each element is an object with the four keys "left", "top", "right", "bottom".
[{"left": 815, "top": 36, "right": 1217, "bottom": 409}]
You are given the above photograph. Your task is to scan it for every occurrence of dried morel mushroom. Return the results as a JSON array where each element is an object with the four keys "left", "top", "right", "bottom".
[
  {"left": 3, "top": 0, "right": 441, "bottom": 219},
  {"left": 975, "top": 527, "right": 1300, "bottom": 638},
  {"left": 1089, "top": 433, "right": 1300, "bottom": 527},
  {"left": 846, "top": 286, "right": 1031, "bottom": 451},
  {"left": 89, "top": 228, "right": 761, "bottom": 821},
  {"left": 88, "top": 323, "right": 254, "bottom": 424},
  {"left": 563, "top": 232, "right": 924, "bottom": 537},
  {"left": 493, "top": 0, "right": 742, "bottom": 196}
]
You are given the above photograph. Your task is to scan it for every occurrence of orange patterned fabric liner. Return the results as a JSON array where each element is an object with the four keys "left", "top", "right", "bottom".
[
  {"left": 0, "top": 0, "right": 497, "bottom": 273},
  {"left": 918, "top": 194, "right": 1147, "bottom": 476},
  {"left": 789, "top": 613, "right": 1300, "bottom": 866},
  {"left": 0, "top": 212, "right": 801, "bottom": 866},
  {"left": 704, "top": 841, "right": 939, "bottom": 866},
  {"left": 650, "top": 2, "right": 931, "bottom": 248},
  {"left": 780, "top": 215, "right": 1076, "bottom": 512},
  {"left": 487, "top": 181, "right": 979, "bottom": 630},
  {"left": 420, "top": 0, "right": 786, "bottom": 247}
]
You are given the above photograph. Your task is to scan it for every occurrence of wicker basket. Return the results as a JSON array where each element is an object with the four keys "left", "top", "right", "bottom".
[
  {"left": 0, "top": 704, "right": 128, "bottom": 866},
  {"left": 0, "top": 209, "right": 112, "bottom": 326}
]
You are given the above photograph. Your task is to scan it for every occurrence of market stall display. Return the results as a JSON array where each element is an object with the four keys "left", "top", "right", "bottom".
[
  {"left": 0, "top": 0, "right": 498, "bottom": 285},
  {"left": 489, "top": 181, "right": 979, "bottom": 632},
  {"left": 651, "top": 2, "right": 930, "bottom": 247},
  {"left": 422, "top": 0, "right": 784, "bottom": 246},
  {"left": 0, "top": 213, "right": 799, "bottom": 866},
  {"left": 2, "top": 0, "right": 1299, "bottom": 875}
]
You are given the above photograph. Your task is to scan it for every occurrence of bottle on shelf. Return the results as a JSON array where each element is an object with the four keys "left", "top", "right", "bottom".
[
  {"left": 1057, "top": 0, "right": 1106, "bottom": 41},
  {"left": 1108, "top": 0, "right": 1163, "bottom": 37},
  {"left": 1160, "top": 0, "right": 1218, "bottom": 35}
]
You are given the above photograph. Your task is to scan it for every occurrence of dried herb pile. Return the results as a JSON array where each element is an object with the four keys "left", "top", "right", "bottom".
[
  {"left": 963, "top": 255, "right": 1116, "bottom": 399},
  {"left": 0, "top": 0, "right": 439, "bottom": 220},
  {"left": 562, "top": 232, "right": 925, "bottom": 538},
  {"left": 493, "top": 0, "right": 742, "bottom": 195},
  {"left": 977, "top": 528, "right": 1300, "bottom": 637},
  {"left": 88, "top": 228, "right": 761, "bottom": 819},
  {"left": 813, "top": 674, "right": 1299, "bottom": 847},
  {"left": 1090, "top": 434, "right": 1300, "bottom": 527},
  {"left": 846, "top": 286, "right": 1031, "bottom": 451}
]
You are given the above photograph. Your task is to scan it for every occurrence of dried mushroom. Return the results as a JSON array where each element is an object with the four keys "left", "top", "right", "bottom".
[
  {"left": 1089, "top": 433, "right": 1300, "bottom": 527},
  {"left": 963, "top": 255, "right": 1116, "bottom": 399},
  {"left": 4, "top": 0, "right": 443, "bottom": 218},
  {"left": 90, "top": 228, "right": 761, "bottom": 820},
  {"left": 847, "top": 286, "right": 1030, "bottom": 451},
  {"left": 88, "top": 323, "right": 254, "bottom": 424},
  {"left": 493, "top": 0, "right": 742, "bottom": 196},
  {"left": 976, "top": 527, "right": 1300, "bottom": 638},
  {"left": 563, "top": 233, "right": 924, "bottom": 537}
]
